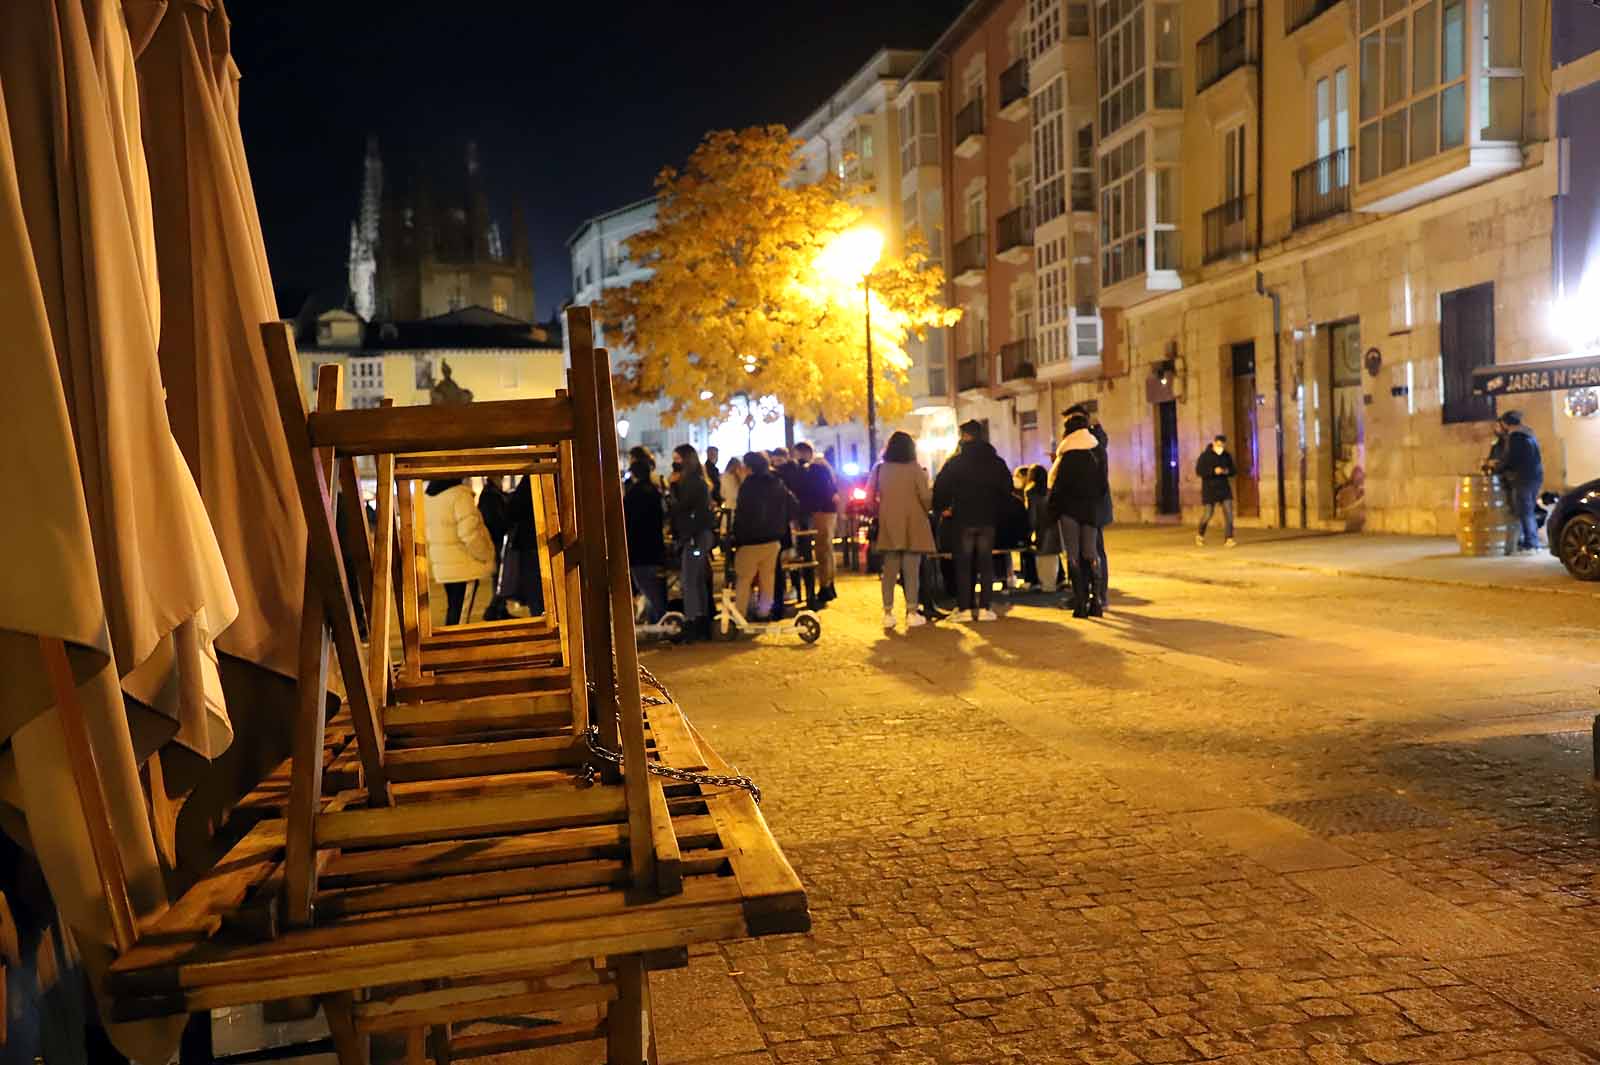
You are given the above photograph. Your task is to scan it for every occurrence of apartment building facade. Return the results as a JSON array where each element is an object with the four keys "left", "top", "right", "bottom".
[
  {"left": 794, "top": 49, "right": 959, "bottom": 471},
  {"left": 1092, "top": 0, "right": 1568, "bottom": 533},
  {"left": 567, "top": 197, "right": 710, "bottom": 459}
]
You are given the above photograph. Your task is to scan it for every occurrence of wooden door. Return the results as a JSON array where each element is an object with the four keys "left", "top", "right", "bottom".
[{"left": 1231, "top": 342, "right": 1261, "bottom": 518}]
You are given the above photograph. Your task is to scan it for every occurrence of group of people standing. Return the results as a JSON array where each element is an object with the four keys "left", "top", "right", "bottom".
[
  {"left": 869, "top": 404, "right": 1114, "bottom": 628},
  {"left": 622, "top": 442, "right": 842, "bottom": 642}
]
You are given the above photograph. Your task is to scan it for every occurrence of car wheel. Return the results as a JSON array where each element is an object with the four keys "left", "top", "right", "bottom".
[{"left": 1558, "top": 514, "right": 1600, "bottom": 581}]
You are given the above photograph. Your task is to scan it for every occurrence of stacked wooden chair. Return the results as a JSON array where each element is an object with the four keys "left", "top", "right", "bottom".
[{"left": 40, "top": 307, "right": 806, "bottom": 1064}]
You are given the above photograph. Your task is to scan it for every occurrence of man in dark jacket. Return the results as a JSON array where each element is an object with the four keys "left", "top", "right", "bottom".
[
  {"left": 1195, "top": 435, "right": 1237, "bottom": 547},
  {"left": 932, "top": 420, "right": 1014, "bottom": 622},
  {"left": 705, "top": 446, "right": 723, "bottom": 506},
  {"left": 732, "top": 451, "right": 799, "bottom": 620},
  {"left": 792, "top": 442, "right": 839, "bottom": 608},
  {"left": 1491, "top": 410, "right": 1544, "bottom": 550}
]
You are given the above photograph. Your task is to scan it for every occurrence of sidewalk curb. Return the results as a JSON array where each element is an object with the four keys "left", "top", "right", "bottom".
[{"left": 1244, "top": 557, "right": 1600, "bottom": 599}]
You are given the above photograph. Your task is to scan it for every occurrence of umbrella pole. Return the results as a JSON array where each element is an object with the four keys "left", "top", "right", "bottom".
[{"left": 38, "top": 637, "right": 139, "bottom": 954}]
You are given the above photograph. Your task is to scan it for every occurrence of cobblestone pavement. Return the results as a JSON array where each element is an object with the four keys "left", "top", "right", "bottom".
[{"left": 632, "top": 527, "right": 1600, "bottom": 1065}]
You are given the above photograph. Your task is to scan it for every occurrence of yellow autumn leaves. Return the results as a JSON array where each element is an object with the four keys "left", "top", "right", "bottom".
[{"left": 601, "top": 125, "right": 959, "bottom": 427}]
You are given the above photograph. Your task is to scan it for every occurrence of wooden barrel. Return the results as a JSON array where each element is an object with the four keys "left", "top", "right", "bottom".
[{"left": 1455, "top": 474, "right": 1516, "bottom": 556}]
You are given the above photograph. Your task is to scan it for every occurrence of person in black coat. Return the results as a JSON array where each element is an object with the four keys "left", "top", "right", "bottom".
[
  {"left": 1062, "top": 404, "right": 1113, "bottom": 606},
  {"left": 1489, "top": 410, "right": 1544, "bottom": 550},
  {"left": 1195, "top": 435, "right": 1237, "bottom": 547},
  {"left": 932, "top": 420, "right": 1014, "bottom": 622},
  {"left": 1048, "top": 413, "right": 1110, "bottom": 617},
  {"left": 731, "top": 451, "right": 799, "bottom": 620},
  {"left": 624, "top": 460, "right": 669, "bottom": 622},
  {"left": 669, "top": 445, "right": 718, "bottom": 637}
]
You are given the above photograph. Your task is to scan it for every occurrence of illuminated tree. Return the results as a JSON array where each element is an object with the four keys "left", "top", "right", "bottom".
[{"left": 601, "top": 125, "right": 958, "bottom": 426}]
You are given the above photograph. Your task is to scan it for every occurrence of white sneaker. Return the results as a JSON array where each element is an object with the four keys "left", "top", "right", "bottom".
[
  {"left": 1224, "top": 537, "right": 1238, "bottom": 548},
  {"left": 1195, "top": 534, "right": 1206, "bottom": 547},
  {"left": 882, "top": 610, "right": 897, "bottom": 630},
  {"left": 905, "top": 612, "right": 928, "bottom": 629},
  {"left": 975, "top": 608, "right": 998, "bottom": 622}
]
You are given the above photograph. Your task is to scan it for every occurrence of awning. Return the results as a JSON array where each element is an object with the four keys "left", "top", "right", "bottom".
[{"left": 1472, "top": 352, "right": 1600, "bottom": 395}]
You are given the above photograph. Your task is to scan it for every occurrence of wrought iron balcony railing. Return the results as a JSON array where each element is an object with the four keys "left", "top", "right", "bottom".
[
  {"left": 956, "top": 353, "right": 991, "bottom": 392},
  {"left": 1000, "top": 339, "right": 1036, "bottom": 382},
  {"left": 955, "top": 98, "right": 985, "bottom": 146},
  {"left": 1292, "top": 148, "right": 1351, "bottom": 229},
  {"left": 1202, "top": 195, "right": 1251, "bottom": 264},
  {"left": 951, "top": 232, "right": 987, "bottom": 277},
  {"left": 996, "top": 206, "right": 1034, "bottom": 256},
  {"left": 1196, "top": 7, "right": 1259, "bottom": 94}
]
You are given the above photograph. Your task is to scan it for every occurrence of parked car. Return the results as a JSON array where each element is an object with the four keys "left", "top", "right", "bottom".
[{"left": 1547, "top": 477, "right": 1600, "bottom": 580}]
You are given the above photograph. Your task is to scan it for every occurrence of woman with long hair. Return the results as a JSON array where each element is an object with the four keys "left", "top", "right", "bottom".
[
  {"left": 869, "top": 431, "right": 936, "bottom": 631},
  {"left": 669, "top": 444, "right": 717, "bottom": 640}
]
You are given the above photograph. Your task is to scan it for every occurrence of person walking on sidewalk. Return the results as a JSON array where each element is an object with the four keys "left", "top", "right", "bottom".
[
  {"left": 1488, "top": 410, "right": 1544, "bottom": 551},
  {"left": 869, "top": 431, "right": 936, "bottom": 631},
  {"left": 731, "top": 451, "right": 798, "bottom": 622},
  {"left": 792, "top": 442, "right": 839, "bottom": 608},
  {"left": 932, "top": 420, "right": 1014, "bottom": 622},
  {"left": 1048, "top": 413, "right": 1110, "bottom": 618},
  {"left": 1196, "top": 435, "right": 1238, "bottom": 548}
]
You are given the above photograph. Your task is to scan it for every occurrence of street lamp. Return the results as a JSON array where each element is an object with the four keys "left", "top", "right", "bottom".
[{"left": 817, "top": 225, "right": 885, "bottom": 463}]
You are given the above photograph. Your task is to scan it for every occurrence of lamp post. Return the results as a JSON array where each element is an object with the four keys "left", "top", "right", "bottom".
[
  {"left": 863, "top": 282, "right": 876, "bottom": 463},
  {"left": 817, "top": 226, "right": 885, "bottom": 465}
]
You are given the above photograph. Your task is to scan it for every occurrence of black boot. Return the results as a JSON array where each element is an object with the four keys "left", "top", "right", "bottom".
[
  {"left": 1086, "top": 564, "right": 1104, "bottom": 617},
  {"left": 1070, "top": 567, "right": 1090, "bottom": 618}
]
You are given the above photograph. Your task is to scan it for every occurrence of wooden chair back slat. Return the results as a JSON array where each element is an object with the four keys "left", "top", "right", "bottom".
[
  {"left": 307, "top": 397, "right": 574, "bottom": 457},
  {"left": 285, "top": 365, "right": 348, "bottom": 927},
  {"left": 261, "top": 324, "right": 391, "bottom": 807},
  {"left": 589, "top": 344, "right": 657, "bottom": 892}
]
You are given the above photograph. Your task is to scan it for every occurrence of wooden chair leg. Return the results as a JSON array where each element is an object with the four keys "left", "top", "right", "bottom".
[
  {"left": 324, "top": 992, "right": 368, "bottom": 1065},
  {"left": 607, "top": 956, "right": 648, "bottom": 1065}
]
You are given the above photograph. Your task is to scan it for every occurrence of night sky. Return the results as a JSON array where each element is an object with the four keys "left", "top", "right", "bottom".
[{"left": 230, "top": 1, "right": 970, "bottom": 322}]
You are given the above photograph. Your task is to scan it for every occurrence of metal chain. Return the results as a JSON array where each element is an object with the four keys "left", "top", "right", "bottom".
[{"left": 579, "top": 666, "right": 762, "bottom": 804}]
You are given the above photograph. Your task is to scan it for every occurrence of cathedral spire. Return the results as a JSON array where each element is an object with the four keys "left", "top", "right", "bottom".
[{"left": 347, "top": 134, "right": 383, "bottom": 320}]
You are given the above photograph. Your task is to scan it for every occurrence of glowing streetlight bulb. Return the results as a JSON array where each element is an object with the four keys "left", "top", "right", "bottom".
[
  {"left": 700, "top": 390, "right": 715, "bottom": 400},
  {"left": 816, "top": 225, "right": 885, "bottom": 285},
  {"left": 615, "top": 419, "right": 630, "bottom": 438}
]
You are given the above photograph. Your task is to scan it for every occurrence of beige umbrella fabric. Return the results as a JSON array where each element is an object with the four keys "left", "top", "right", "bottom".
[
  {"left": 135, "top": 0, "right": 307, "bottom": 687},
  {"left": 0, "top": 4, "right": 239, "bottom": 1046}
]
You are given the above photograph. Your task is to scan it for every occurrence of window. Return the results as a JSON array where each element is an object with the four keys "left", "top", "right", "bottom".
[
  {"left": 1098, "top": 0, "right": 1148, "bottom": 137},
  {"left": 1037, "top": 237, "right": 1070, "bottom": 365},
  {"left": 1315, "top": 68, "right": 1351, "bottom": 158},
  {"left": 1222, "top": 124, "right": 1246, "bottom": 203},
  {"left": 1011, "top": 155, "right": 1034, "bottom": 213},
  {"left": 1013, "top": 283, "right": 1036, "bottom": 340},
  {"left": 1153, "top": 3, "right": 1182, "bottom": 107},
  {"left": 1029, "top": 0, "right": 1062, "bottom": 58},
  {"left": 1439, "top": 282, "right": 1497, "bottom": 423},
  {"left": 1101, "top": 133, "right": 1147, "bottom": 286},
  {"left": 899, "top": 93, "right": 940, "bottom": 172},
  {"left": 492, "top": 293, "right": 509, "bottom": 315},
  {"left": 902, "top": 189, "right": 920, "bottom": 240},
  {"left": 1032, "top": 77, "right": 1067, "bottom": 224},
  {"left": 1068, "top": 3, "right": 1091, "bottom": 35},
  {"left": 1072, "top": 123, "right": 1096, "bottom": 209},
  {"left": 966, "top": 186, "right": 987, "bottom": 237},
  {"left": 1358, "top": 0, "right": 1494, "bottom": 182}
]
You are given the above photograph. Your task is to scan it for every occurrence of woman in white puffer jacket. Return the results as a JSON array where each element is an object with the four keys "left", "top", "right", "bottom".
[{"left": 424, "top": 478, "right": 496, "bottom": 624}]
